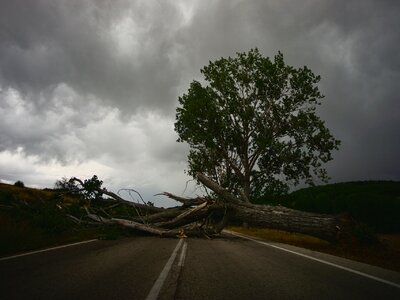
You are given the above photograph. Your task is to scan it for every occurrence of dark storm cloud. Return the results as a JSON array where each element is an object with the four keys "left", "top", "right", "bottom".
[
  {"left": 0, "top": 0, "right": 399, "bottom": 189},
  {"left": 0, "top": 0, "right": 186, "bottom": 114}
]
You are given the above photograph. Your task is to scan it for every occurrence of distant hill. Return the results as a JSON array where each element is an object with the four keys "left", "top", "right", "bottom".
[{"left": 258, "top": 181, "right": 400, "bottom": 233}]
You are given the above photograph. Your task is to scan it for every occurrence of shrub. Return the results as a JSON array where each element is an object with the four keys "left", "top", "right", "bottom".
[
  {"left": 30, "top": 202, "right": 71, "bottom": 234},
  {"left": 14, "top": 181, "right": 25, "bottom": 188},
  {"left": 353, "top": 223, "right": 378, "bottom": 245}
]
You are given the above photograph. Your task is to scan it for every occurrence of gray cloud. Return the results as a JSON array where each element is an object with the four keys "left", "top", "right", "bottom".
[
  {"left": 0, "top": 0, "right": 190, "bottom": 115},
  {"left": 0, "top": 0, "right": 399, "bottom": 198}
]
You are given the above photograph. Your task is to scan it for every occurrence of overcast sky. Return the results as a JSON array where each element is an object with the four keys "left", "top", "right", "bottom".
[{"left": 1, "top": 0, "right": 399, "bottom": 206}]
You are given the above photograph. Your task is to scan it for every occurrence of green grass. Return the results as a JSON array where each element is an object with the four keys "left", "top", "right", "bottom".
[
  {"left": 229, "top": 226, "right": 400, "bottom": 272},
  {"left": 255, "top": 181, "right": 400, "bottom": 233},
  {"left": 0, "top": 183, "right": 140, "bottom": 257}
]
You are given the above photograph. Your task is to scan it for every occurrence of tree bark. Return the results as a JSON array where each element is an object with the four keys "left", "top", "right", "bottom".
[
  {"left": 225, "top": 203, "right": 345, "bottom": 241},
  {"left": 196, "top": 172, "right": 348, "bottom": 241}
]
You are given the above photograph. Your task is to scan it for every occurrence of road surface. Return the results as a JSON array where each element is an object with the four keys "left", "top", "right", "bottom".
[{"left": 1, "top": 233, "right": 399, "bottom": 299}]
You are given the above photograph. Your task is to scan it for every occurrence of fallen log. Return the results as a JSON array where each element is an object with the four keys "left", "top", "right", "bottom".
[
  {"left": 195, "top": 172, "right": 349, "bottom": 241},
  {"left": 225, "top": 203, "right": 345, "bottom": 241},
  {"left": 67, "top": 174, "right": 351, "bottom": 242}
]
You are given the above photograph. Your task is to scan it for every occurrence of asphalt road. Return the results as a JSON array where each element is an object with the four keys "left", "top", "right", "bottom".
[{"left": 1, "top": 234, "right": 399, "bottom": 300}]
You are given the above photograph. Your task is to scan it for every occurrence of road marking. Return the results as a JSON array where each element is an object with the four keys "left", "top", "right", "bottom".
[
  {"left": 145, "top": 239, "right": 184, "bottom": 300},
  {"left": 178, "top": 241, "right": 188, "bottom": 267},
  {"left": 0, "top": 239, "right": 98, "bottom": 262},
  {"left": 225, "top": 230, "right": 400, "bottom": 289}
]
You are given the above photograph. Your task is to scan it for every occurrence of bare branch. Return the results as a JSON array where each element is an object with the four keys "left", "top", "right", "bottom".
[
  {"left": 196, "top": 172, "right": 241, "bottom": 204},
  {"left": 69, "top": 177, "right": 163, "bottom": 213},
  {"left": 156, "top": 192, "right": 207, "bottom": 207},
  {"left": 155, "top": 202, "right": 208, "bottom": 229}
]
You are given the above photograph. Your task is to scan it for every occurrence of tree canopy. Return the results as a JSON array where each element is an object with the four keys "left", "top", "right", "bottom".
[
  {"left": 55, "top": 175, "right": 103, "bottom": 201},
  {"left": 175, "top": 49, "right": 340, "bottom": 202}
]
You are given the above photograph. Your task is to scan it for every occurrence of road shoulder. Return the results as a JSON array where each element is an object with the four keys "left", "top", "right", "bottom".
[{"left": 224, "top": 229, "right": 400, "bottom": 286}]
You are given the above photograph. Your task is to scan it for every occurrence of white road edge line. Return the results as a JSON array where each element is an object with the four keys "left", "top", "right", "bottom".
[
  {"left": 145, "top": 239, "right": 184, "bottom": 300},
  {"left": 0, "top": 239, "right": 98, "bottom": 261},
  {"left": 178, "top": 241, "right": 188, "bottom": 267},
  {"left": 225, "top": 230, "right": 400, "bottom": 289}
]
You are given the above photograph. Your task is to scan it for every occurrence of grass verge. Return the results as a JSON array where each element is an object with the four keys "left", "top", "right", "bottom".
[
  {"left": 227, "top": 226, "right": 400, "bottom": 272},
  {"left": 0, "top": 183, "right": 140, "bottom": 257}
]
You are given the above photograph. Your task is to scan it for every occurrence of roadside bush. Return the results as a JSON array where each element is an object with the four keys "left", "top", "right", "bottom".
[
  {"left": 28, "top": 202, "right": 71, "bottom": 234},
  {"left": 14, "top": 181, "right": 25, "bottom": 188},
  {"left": 353, "top": 223, "right": 378, "bottom": 245}
]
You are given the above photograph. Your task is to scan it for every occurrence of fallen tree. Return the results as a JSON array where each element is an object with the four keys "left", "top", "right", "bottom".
[
  {"left": 53, "top": 51, "right": 349, "bottom": 242},
  {"left": 61, "top": 174, "right": 350, "bottom": 242}
]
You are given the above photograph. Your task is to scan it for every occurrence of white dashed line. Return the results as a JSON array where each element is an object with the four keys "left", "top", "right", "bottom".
[
  {"left": 145, "top": 239, "right": 184, "bottom": 300},
  {"left": 0, "top": 239, "right": 98, "bottom": 261},
  {"left": 178, "top": 241, "right": 187, "bottom": 267}
]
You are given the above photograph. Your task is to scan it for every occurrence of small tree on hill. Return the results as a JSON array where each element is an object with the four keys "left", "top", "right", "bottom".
[
  {"left": 175, "top": 49, "right": 340, "bottom": 202},
  {"left": 55, "top": 175, "right": 103, "bottom": 201},
  {"left": 54, "top": 177, "right": 80, "bottom": 193},
  {"left": 14, "top": 180, "right": 25, "bottom": 188}
]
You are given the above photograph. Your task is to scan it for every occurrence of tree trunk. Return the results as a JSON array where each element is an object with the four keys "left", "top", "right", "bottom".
[
  {"left": 195, "top": 172, "right": 349, "bottom": 241},
  {"left": 225, "top": 202, "right": 345, "bottom": 241}
]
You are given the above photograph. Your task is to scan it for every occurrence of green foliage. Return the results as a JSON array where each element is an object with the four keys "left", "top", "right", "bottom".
[
  {"left": 0, "top": 182, "right": 142, "bottom": 256},
  {"left": 64, "top": 201, "right": 85, "bottom": 218},
  {"left": 28, "top": 201, "right": 71, "bottom": 234},
  {"left": 175, "top": 49, "right": 340, "bottom": 200},
  {"left": 0, "top": 189, "right": 13, "bottom": 205},
  {"left": 55, "top": 175, "right": 103, "bottom": 201},
  {"left": 81, "top": 175, "right": 103, "bottom": 201},
  {"left": 54, "top": 177, "right": 80, "bottom": 193},
  {"left": 262, "top": 181, "right": 400, "bottom": 233},
  {"left": 0, "top": 186, "right": 72, "bottom": 234},
  {"left": 14, "top": 180, "right": 25, "bottom": 188},
  {"left": 353, "top": 223, "right": 378, "bottom": 244}
]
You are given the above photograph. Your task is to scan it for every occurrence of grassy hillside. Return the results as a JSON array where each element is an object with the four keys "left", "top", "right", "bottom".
[
  {"left": 257, "top": 181, "right": 400, "bottom": 233},
  {"left": 0, "top": 183, "right": 139, "bottom": 257}
]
